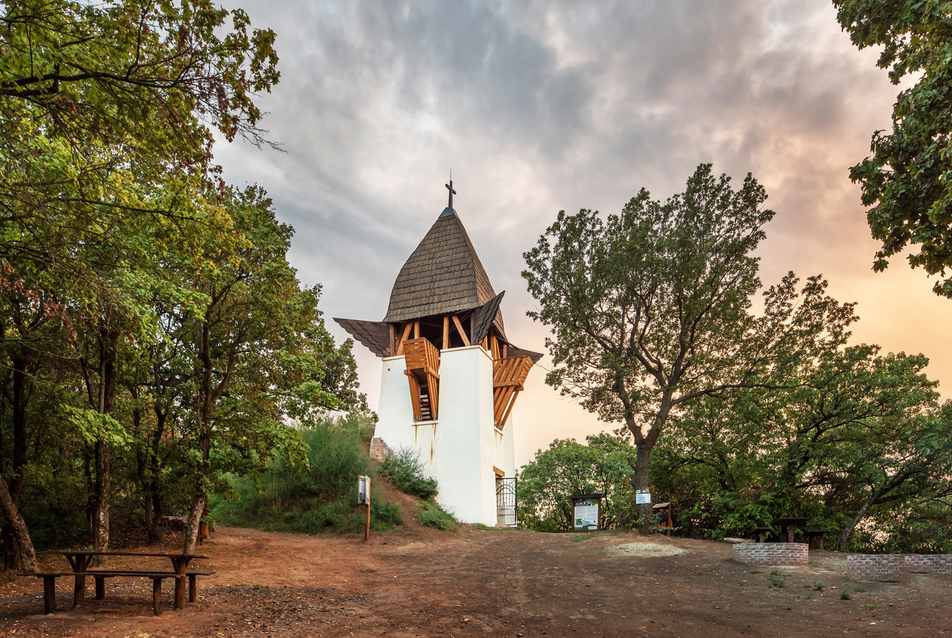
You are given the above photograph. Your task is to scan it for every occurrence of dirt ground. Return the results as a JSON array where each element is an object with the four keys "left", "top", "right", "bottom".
[{"left": 1, "top": 511, "right": 950, "bottom": 638}]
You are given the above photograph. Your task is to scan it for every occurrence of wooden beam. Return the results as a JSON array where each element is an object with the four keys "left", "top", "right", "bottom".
[
  {"left": 389, "top": 324, "right": 395, "bottom": 356},
  {"left": 452, "top": 315, "right": 470, "bottom": 346},
  {"left": 443, "top": 316, "right": 449, "bottom": 350},
  {"left": 413, "top": 320, "right": 420, "bottom": 339},
  {"left": 396, "top": 323, "right": 413, "bottom": 355}
]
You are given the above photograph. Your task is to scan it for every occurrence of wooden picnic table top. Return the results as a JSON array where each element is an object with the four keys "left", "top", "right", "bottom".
[
  {"left": 40, "top": 551, "right": 208, "bottom": 559},
  {"left": 772, "top": 517, "right": 807, "bottom": 526}
]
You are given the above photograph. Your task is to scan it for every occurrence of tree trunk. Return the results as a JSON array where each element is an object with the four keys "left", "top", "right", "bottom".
[
  {"left": 0, "top": 472, "right": 36, "bottom": 572},
  {"left": 93, "top": 440, "right": 111, "bottom": 552},
  {"left": 183, "top": 434, "right": 211, "bottom": 554},
  {"left": 835, "top": 486, "right": 883, "bottom": 552},
  {"left": 632, "top": 440, "right": 656, "bottom": 533}
]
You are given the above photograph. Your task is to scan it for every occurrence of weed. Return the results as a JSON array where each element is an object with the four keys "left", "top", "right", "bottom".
[
  {"left": 861, "top": 604, "right": 879, "bottom": 611},
  {"left": 746, "top": 569, "right": 760, "bottom": 574},
  {"left": 738, "top": 580, "right": 747, "bottom": 586},
  {"left": 811, "top": 582, "right": 825, "bottom": 591},
  {"left": 770, "top": 574, "right": 786, "bottom": 588},
  {"left": 840, "top": 590, "right": 853, "bottom": 600},
  {"left": 471, "top": 523, "right": 495, "bottom": 531},
  {"left": 804, "top": 592, "right": 813, "bottom": 601},
  {"left": 853, "top": 586, "right": 868, "bottom": 593}
]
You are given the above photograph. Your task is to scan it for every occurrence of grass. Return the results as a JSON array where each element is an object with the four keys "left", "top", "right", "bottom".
[
  {"left": 210, "top": 414, "right": 404, "bottom": 534},
  {"left": 418, "top": 502, "right": 460, "bottom": 531},
  {"left": 811, "top": 582, "right": 825, "bottom": 591}
]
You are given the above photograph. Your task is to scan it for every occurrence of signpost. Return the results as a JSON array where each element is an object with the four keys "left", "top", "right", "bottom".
[
  {"left": 358, "top": 475, "right": 371, "bottom": 541},
  {"left": 568, "top": 494, "right": 604, "bottom": 531}
]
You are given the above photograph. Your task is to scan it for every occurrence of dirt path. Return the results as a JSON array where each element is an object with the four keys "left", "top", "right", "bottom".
[{"left": 1, "top": 525, "right": 950, "bottom": 637}]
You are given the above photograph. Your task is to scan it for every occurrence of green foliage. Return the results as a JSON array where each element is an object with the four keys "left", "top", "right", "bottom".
[
  {"left": 210, "top": 415, "right": 400, "bottom": 534},
  {"left": 517, "top": 434, "right": 636, "bottom": 532},
  {"left": 833, "top": 0, "right": 952, "bottom": 297},
  {"left": 523, "top": 164, "right": 776, "bottom": 530},
  {"left": 378, "top": 448, "right": 439, "bottom": 501},
  {"left": 417, "top": 502, "right": 459, "bottom": 531}
]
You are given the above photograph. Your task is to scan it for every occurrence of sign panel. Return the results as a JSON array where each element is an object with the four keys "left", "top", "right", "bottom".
[
  {"left": 358, "top": 475, "right": 371, "bottom": 505},
  {"left": 636, "top": 490, "right": 651, "bottom": 504},
  {"left": 573, "top": 498, "right": 599, "bottom": 531}
]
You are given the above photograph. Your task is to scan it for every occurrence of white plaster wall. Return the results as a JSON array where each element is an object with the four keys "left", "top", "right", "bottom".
[
  {"left": 493, "top": 414, "right": 516, "bottom": 478},
  {"left": 435, "top": 345, "right": 497, "bottom": 525}
]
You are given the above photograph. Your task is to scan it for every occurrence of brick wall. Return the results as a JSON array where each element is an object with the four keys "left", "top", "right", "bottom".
[
  {"left": 733, "top": 543, "right": 809, "bottom": 567},
  {"left": 369, "top": 437, "right": 392, "bottom": 462},
  {"left": 901, "top": 554, "right": 952, "bottom": 576},
  {"left": 846, "top": 554, "right": 902, "bottom": 582}
]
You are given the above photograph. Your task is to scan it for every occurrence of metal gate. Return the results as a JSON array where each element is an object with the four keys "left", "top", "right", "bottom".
[{"left": 496, "top": 477, "right": 517, "bottom": 527}]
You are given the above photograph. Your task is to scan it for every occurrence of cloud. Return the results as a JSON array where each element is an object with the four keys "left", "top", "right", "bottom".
[{"left": 216, "top": 0, "right": 951, "bottom": 464}]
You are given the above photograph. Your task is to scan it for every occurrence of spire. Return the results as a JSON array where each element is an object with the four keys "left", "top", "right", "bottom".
[{"left": 445, "top": 170, "right": 457, "bottom": 209}]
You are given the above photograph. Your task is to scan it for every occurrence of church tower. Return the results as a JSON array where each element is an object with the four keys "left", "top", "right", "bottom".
[{"left": 335, "top": 181, "right": 540, "bottom": 526}]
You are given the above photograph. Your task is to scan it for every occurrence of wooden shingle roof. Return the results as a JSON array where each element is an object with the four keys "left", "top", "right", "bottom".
[{"left": 383, "top": 207, "right": 504, "bottom": 334}]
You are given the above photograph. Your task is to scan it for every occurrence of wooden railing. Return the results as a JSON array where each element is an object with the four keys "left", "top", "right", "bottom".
[
  {"left": 404, "top": 338, "right": 440, "bottom": 421},
  {"left": 492, "top": 356, "right": 533, "bottom": 428}
]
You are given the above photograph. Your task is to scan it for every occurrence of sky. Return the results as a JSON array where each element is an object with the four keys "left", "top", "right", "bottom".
[{"left": 214, "top": 0, "right": 952, "bottom": 467}]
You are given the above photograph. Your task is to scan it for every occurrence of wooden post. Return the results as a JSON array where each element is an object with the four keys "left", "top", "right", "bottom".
[
  {"left": 443, "top": 316, "right": 449, "bottom": 349},
  {"left": 365, "top": 502, "right": 371, "bottom": 542},
  {"left": 153, "top": 578, "right": 163, "bottom": 616},
  {"left": 43, "top": 575, "right": 56, "bottom": 614}
]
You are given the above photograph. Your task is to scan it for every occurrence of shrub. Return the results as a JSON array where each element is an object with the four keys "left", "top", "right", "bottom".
[
  {"left": 418, "top": 502, "right": 459, "bottom": 531},
  {"left": 210, "top": 414, "right": 401, "bottom": 534},
  {"left": 378, "top": 447, "right": 439, "bottom": 500}
]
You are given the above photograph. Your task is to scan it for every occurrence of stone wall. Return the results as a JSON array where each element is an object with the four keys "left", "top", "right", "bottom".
[{"left": 732, "top": 543, "right": 809, "bottom": 567}]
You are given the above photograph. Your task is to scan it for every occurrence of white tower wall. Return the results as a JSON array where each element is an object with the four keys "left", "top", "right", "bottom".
[{"left": 372, "top": 345, "right": 514, "bottom": 526}]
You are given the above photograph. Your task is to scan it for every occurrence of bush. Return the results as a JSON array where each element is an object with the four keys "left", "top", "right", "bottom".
[
  {"left": 210, "top": 414, "right": 401, "bottom": 534},
  {"left": 378, "top": 447, "right": 439, "bottom": 501},
  {"left": 418, "top": 502, "right": 459, "bottom": 531}
]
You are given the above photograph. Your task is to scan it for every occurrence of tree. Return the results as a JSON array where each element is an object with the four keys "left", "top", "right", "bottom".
[
  {"left": 654, "top": 340, "right": 952, "bottom": 551},
  {"left": 523, "top": 164, "right": 775, "bottom": 529},
  {"left": 833, "top": 0, "right": 952, "bottom": 297},
  {"left": 518, "top": 434, "right": 635, "bottom": 531},
  {"left": 0, "top": 0, "right": 279, "bottom": 567}
]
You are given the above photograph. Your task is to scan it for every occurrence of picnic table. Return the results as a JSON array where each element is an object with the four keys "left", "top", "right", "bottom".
[
  {"left": 772, "top": 517, "right": 808, "bottom": 543},
  {"left": 26, "top": 550, "right": 211, "bottom": 615}
]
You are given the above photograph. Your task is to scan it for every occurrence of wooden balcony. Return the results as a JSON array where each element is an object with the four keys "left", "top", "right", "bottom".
[
  {"left": 493, "top": 356, "right": 533, "bottom": 429},
  {"left": 404, "top": 338, "right": 440, "bottom": 421}
]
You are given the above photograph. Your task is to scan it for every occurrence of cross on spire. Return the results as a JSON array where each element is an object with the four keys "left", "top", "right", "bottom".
[{"left": 445, "top": 171, "right": 457, "bottom": 209}]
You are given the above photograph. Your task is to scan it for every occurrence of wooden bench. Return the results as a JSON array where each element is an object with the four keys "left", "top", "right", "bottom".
[{"left": 22, "top": 569, "right": 214, "bottom": 616}]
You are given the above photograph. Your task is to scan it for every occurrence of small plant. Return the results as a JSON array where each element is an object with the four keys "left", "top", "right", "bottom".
[
  {"left": 811, "top": 582, "right": 825, "bottom": 591},
  {"left": 853, "top": 586, "right": 868, "bottom": 593},
  {"left": 378, "top": 447, "right": 439, "bottom": 500},
  {"left": 746, "top": 569, "right": 760, "bottom": 574},
  {"left": 418, "top": 502, "right": 460, "bottom": 531},
  {"left": 770, "top": 574, "right": 786, "bottom": 588},
  {"left": 738, "top": 579, "right": 747, "bottom": 586},
  {"left": 861, "top": 604, "right": 879, "bottom": 610},
  {"left": 840, "top": 590, "right": 853, "bottom": 600}
]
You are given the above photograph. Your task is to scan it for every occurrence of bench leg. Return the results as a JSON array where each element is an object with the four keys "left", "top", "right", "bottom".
[
  {"left": 95, "top": 575, "right": 106, "bottom": 599},
  {"left": 174, "top": 574, "right": 186, "bottom": 610},
  {"left": 73, "top": 574, "right": 86, "bottom": 608},
  {"left": 152, "top": 578, "right": 163, "bottom": 616},
  {"left": 188, "top": 574, "right": 197, "bottom": 603},
  {"left": 42, "top": 575, "right": 56, "bottom": 615}
]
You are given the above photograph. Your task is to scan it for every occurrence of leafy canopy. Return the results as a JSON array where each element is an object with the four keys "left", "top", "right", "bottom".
[{"left": 834, "top": 0, "right": 952, "bottom": 297}]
